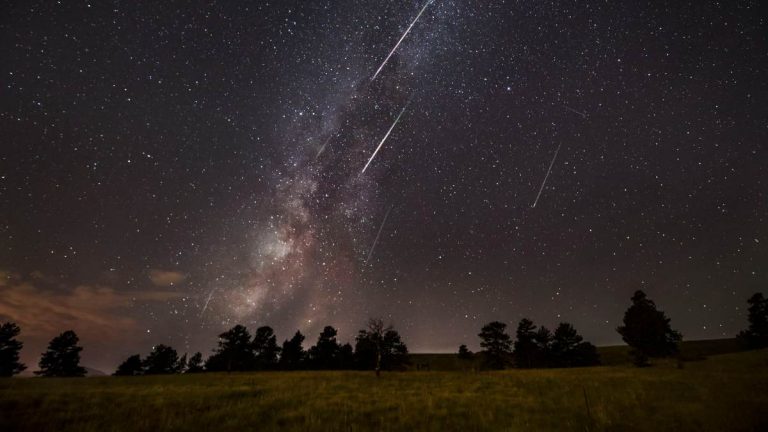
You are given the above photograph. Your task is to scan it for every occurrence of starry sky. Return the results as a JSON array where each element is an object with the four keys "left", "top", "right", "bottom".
[{"left": 1, "top": 1, "right": 766, "bottom": 373}]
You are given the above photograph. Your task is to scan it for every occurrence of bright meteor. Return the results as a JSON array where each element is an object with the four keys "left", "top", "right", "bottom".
[
  {"left": 361, "top": 100, "right": 411, "bottom": 174},
  {"left": 371, "top": 0, "right": 434, "bottom": 81}
]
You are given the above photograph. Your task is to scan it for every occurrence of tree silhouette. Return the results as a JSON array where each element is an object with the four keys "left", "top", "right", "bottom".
[
  {"left": 36, "top": 330, "right": 86, "bottom": 377},
  {"left": 457, "top": 344, "right": 473, "bottom": 360},
  {"left": 114, "top": 354, "right": 143, "bottom": 376},
  {"left": 0, "top": 322, "right": 26, "bottom": 377},
  {"left": 186, "top": 352, "right": 204, "bottom": 373},
  {"left": 478, "top": 321, "right": 512, "bottom": 369},
  {"left": 550, "top": 322, "right": 600, "bottom": 367},
  {"left": 206, "top": 324, "right": 256, "bottom": 371},
  {"left": 738, "top": 292, "right": 768, "bottom": 349},
  {"left": 533, "top": 326, "right": 553, "bottom": 367},
  {"left": 177, "top": 353, "right": 188, "bottom": 373},
  {"left": 354, "top": 319, "right": 409, "bottom": 374},
  {"left": 308, "top": 326, "right": 343, "bottom": 370},
  {"left": 143, "top": 344, "right": 182, "bottom": 374},
  {"left": 513, "top": 319, "right": 538, "bottom": 368},
  {"left": 279, "top": 331, "right": 306, "bottom": 370},
  {"left": 252, "top": 326, "right": 280, "bottom": 370},
  {"left": 617, "top": 290, "right": 682, "bottom": 366}
]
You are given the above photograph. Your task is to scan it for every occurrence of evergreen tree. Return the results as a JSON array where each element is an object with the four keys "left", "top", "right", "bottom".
[
  {"left": 186, "top": 352, "right": 204, "bottom": 373},
  {"left": 252, "top": 326, "right": 280, "bottom": 369},
  {"left": 0, "top": 322, "right": 26, "bottom": 377},
  {"left": 143, "top": 344, "right": 181, "bottom": 374},
  {"left": 533, "top": 326, "right": 553, "bottom": 367},
  {"left": 36, "top": 330, "right": 87, "bottom": 377},
  {"left": 738, "top": 292, "right": 768, "bottom": 349},
  {"left": 114, "top": 354, "right": 143, "bottom": 376},
  {"left": 617, "top": 290, "right": 682, "bottom": 366},
  {"left": 206, "top": 325, "right": 256, "bottom": 371},
  {"left": 457, "top": 344, "right": 473, "bottom": 360},
  {"left": 478, "top": 321, "right": 512, "bottom": 369},
  {"left": 308, "top": 326, "right": 342, "bottom": 370},
  {"left": 550, "top": 322, "right": 600, "bottom": 367},
  {"left": 279, "top": 331, "right": 306, "bottom": 370},
  {"left": 513, "top": 318, "right": 538, "bottom": 368}
]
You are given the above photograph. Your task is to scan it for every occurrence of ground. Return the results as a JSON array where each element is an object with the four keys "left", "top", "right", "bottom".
[{"left": 1, "top": 348, "right": 766, "bottom": 431}]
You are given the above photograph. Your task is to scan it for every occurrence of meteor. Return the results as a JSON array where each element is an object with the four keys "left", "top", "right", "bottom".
[
  {"left": 564, "top": 105, "right": 587, "bottom": 118},
  {"left": 366, "top": 205, "right": 394, "bottom": 263},
  {"left": 361, "top": 100, "right": 411, "bottom": 174},
  {"left": 532, "top": 144, "right": 561, "bottom": 208},
  {"left": 200, "top": 288, "right": 217, "bottom": 316},
  {"left": 315, "top": 135, "right": 333, "bottom": 160},
  {"left": 371, "top": 0, "right": 434, "bottom": 81}
]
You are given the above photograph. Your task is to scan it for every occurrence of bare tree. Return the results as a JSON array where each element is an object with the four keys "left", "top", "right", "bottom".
[{"left": 366, "top": 318, "right": 391, "bottom": 377}]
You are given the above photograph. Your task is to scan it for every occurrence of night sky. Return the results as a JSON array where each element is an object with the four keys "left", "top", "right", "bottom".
[{"left": 1, "top": 1, "right": 766, "bottom": 373}]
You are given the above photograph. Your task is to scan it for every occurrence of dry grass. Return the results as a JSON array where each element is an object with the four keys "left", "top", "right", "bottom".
[{"left": 1, "top": 349, "right": 766, "bottom": 431}]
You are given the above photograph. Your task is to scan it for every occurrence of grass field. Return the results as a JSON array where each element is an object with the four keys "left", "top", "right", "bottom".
[{"left": 1, "top": 348, "right": 766, "bottom": 432}]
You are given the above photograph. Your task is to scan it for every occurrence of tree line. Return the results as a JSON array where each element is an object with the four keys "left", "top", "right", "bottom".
[{"left": 1, "top": 290, "right": 766, "bottom": 377}]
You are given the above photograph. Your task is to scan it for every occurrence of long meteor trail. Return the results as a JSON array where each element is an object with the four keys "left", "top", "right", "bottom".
[
  {"left": 532, "top": 144, "right": 562, "bottom": 208},
  {"left": 371, "top": 0, "right": 434, "bottom": 81},
  {"left": 366, "top": 205, "right": 394, "bottom": 263},
  {"left": 361, "top": 100, "right": 411, "bottom": 174}
]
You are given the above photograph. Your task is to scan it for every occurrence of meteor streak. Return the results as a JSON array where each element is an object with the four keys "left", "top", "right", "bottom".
[
  {"left": 361, "top": 100, "right": 411, "bottom": 174},
  {"left": 200, "top": 288, "right": 217, "bottom": 316},
  {"left": 532, "top": 144, "right": 561, "bottom": 208},
  {"left": 564, "top": 105, "right": 587, "bottom": 118},
  {"left": 371, "top": 0, "right": 434, "bottom": 81},
  {"left": 366, "top": 205, "right": 394, "bottom": 263}
]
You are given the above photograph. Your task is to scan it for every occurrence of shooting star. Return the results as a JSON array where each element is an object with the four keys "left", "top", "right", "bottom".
[
  {"left": 564, "top": 105, "right": 587, "bottom": 118},
  {"left": 532, "top": 144, "right": 562, "bottom": 208},
  {"left": 315, "top": 135, "right": 333, "bottom": 160},
  {"left": 200, "top": 288, "right": 217, "bottom": 316},
  {"left": 361, "top": 100, "right": 411, "bottom": 174},
  {"left": 366, "top": 205, "right": 394, "bottom": 263},
  {"left": 371, "top": 0, "right": 434, "bottom": 81}
]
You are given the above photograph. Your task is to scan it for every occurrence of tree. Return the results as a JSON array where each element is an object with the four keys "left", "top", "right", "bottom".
[
  {"left": 308, "top": 326, "right": 343, "bottom": 370},
  {"left": 36, "top": 330, "right": 87, "bottom": 377},
  {"left": 533, "top": 326, "right": 553, "bottom": 367},
  {"left": 252, "top": 326, "right": 280, "bottom": 370},
  {"left": 550, "top": 322, "right": 600, "bottom": 367},
  {"left": 738, "top": 292, "right": 768, "bottom": 349},
  {"left": 0, "top": 322, "right": 26, "bottom": 377},
  {"left": 206, "top": 325, "right": 256, "bottom": 371},
  {"left": 354, "top": 319, "right": 409, "bottom": 375},
  {"left": 114, "top": 354, "right": 143, "bottom": 376},
  {"left": 143, "top": 344, "right": 182, "bottom": 374},
  {"left": 457, "top": 344, "right": 473, "bottom": 360},
  {"left": 617, "top": 290, "right": 682, "bottom": 366},
  {"left": 186, "top": 352, "right": 204, "bottom": 373},
  {"left": 512, "top": 319, "right": 538, "bottom": 368},
  {"left": 478, "top": 321, "right": 512, "bottom": 369},
  {"left": 279, "top": 331, "right": 306, "bottom": 370}
]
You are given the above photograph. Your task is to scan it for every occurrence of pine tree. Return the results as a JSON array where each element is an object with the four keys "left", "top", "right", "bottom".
[
  {"left": 36, "top": 330, "right": 87, "bottom": 377},
  {"left": 617, "top": 290, "right": 682, "bottom": 366},
  {"left": 478, "top": 321, "right": 512, "bottom": 369},
  {"left": 185, "top": 352, "right": 204, "bottom": 373},
  {"left": 114, "top": 354, "right": 143, "bottom": 376},
  {"left": 0, "top": 322, "right": 26, "bottom": 377},
  {"left": 738, "top": 292, "right": 768, "bottom": 349},
  {"left": 279, "top": 331, "right": 306, "bottom": 370}
]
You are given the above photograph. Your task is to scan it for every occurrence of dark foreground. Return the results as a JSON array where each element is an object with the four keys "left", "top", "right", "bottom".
[{"left": 1, "top": 349, "right": 767, "bottom": 432}]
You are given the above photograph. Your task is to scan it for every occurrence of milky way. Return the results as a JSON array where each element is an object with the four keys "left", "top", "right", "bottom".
[{"left": 1, "top": 1, "right": 766, "bottom": 372}]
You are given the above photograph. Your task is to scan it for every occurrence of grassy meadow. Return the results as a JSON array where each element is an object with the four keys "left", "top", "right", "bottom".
[{"left": 1, "top": 348, "right": 766, "bottom": 431}]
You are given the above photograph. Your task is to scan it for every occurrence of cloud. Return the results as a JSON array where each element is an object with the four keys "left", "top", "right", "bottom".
[
  {"left": 0, "top": 279, "right": 180, "bottom": 339},
  {"left": 148, "top": 269, "right": 187, "bottom": 286}
]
